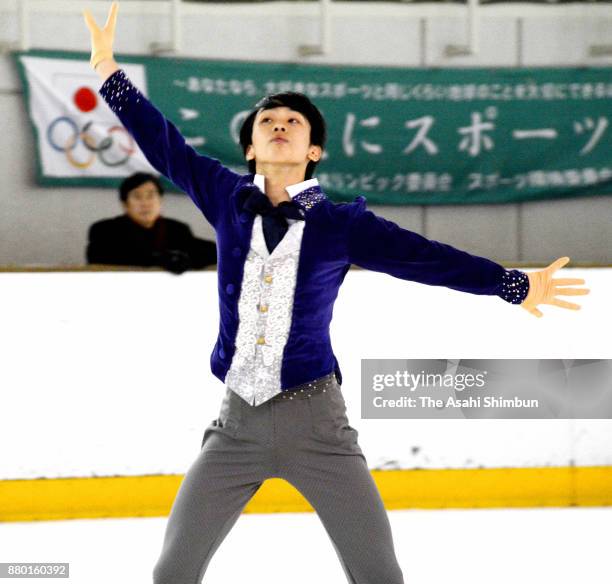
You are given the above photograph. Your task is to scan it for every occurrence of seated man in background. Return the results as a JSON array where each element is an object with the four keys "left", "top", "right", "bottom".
[{"left": 86, "top": 172, "right": 217, "bottom": 274}]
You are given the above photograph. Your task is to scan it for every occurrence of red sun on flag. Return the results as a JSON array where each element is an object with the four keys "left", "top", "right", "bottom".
[{"left": 73, "top": 86, "right": 97, "bottom": 113}]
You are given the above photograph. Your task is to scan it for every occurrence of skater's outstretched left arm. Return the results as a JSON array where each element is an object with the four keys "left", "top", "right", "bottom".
[{"left": 347, "top": 204, "right": 590, "bottom": 318}]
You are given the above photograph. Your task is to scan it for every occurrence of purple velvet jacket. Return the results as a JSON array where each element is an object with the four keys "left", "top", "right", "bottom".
[{"left": 99, "top": 69, "right": 529, "bottom": 390}]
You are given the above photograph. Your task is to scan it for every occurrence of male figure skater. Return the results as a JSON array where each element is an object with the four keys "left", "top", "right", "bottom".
[{"left": 84, "top": 4, "right": 589, "bottom": 583}]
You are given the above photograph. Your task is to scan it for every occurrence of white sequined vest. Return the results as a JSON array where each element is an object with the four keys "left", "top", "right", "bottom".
[{"left": 224, "top": 193, "right": 307, "bottom": 406}]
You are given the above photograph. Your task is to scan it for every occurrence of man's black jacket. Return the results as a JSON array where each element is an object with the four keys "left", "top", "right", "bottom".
[{"left": 86, "top": 215, "right": 217, "bottom": 272}]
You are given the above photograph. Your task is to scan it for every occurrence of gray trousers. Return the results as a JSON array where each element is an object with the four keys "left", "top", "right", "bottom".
[{"left": 152, "top": 374, "right": 404, "bottom": 584}]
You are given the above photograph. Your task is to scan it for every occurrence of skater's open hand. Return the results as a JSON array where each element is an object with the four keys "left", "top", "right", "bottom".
[
  {"left": 83, "top": 1, "right": 118, "bottom": 70},
  {"left": 520, "top": 256, "right": 590, "bottom": 318}
]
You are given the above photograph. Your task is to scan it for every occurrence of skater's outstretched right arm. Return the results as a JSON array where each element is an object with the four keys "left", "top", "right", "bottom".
[{"left": 83, "top": 2, "right": 240, "bottom": 228}]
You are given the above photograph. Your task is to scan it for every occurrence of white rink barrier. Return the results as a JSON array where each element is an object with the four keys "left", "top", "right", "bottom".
[{"left": 0, "top": 267, "right": 609, "bottom": 481}]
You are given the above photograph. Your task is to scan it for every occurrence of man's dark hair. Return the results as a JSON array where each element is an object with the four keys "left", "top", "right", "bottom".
[
  {"left": 119, "top": 172, "right": 164, "bottom": 202},
  {"left": 239, "top": 92, "right": 327, "bottom": 180}
]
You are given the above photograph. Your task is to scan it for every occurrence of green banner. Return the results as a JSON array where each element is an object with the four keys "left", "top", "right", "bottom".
[{"left": 14, "top": 49, "right": 612, "bottom": 205}]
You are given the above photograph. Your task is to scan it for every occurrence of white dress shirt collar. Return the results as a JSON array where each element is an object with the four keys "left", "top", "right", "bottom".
[{"left": 253, "top": 173, "right": 319, "bottom": 199}]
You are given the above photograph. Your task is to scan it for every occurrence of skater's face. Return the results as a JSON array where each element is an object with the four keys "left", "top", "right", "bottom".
[
  {"left": 245, "top": 106, "right": 322, "bottom": 177},
  {"left": 122, "top": 180, "right": 162, "bottom": 229}
]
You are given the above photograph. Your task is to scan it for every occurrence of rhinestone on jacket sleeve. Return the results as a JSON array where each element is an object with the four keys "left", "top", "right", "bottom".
[
  {"left": 498, "top": 269, "right": 530, "bottom": 304},
  {"left": 99, "top": 69, "right": 142, "bottom": 114}
]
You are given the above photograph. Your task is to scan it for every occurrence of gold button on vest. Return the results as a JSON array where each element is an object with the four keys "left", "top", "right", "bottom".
[
  {"left": 256, "top": 336, "right": 266, "bottom": 345},
  {"left": 264, "top": 275, "right": 273, "bottom": 284},
  {"left": 259, "top": 304, "right": 268, "bottom": 312}
]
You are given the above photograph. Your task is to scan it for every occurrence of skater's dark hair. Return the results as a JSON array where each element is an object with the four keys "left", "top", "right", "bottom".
[
  {"left": 119, "top": 172, "right": 164, "bottom": 202},
  {"left": 239, "top": 92, "right": 326, "bottom": 181}
]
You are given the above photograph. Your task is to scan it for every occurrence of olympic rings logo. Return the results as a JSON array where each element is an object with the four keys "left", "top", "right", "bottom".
[{"left": 46, "top": 116, "right": 136, "bottom": 168}]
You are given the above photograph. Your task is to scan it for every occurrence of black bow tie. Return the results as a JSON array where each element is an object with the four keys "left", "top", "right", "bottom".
[{"left": 242, "top": 187, "right": 305, "bottom": 254}]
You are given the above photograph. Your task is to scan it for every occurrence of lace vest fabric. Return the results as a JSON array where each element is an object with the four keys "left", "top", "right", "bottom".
[{"left": 225, "top": 215, "right": 306, "bottom": 405}]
